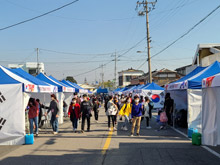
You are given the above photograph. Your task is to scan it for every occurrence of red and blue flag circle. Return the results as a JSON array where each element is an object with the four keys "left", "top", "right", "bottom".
[{"left": 151, "top": 94, "right": 160, "bottom": 103}]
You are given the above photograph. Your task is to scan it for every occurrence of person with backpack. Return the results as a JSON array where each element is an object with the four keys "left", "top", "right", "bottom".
[
  {"left": 68, "top": 98, "right": 81, "bottom": 133},
  {"left": 106, "top": 96, "right": 118, "bottom": 131},
  {"left": 119, "top": 97, "right": 132, "bottom": 131},
  {"left": 80, "top": 94, "right": 93, "bottom": 133},
  {"left": 130, "top": 95, "right": 143, "bottom": 137}
]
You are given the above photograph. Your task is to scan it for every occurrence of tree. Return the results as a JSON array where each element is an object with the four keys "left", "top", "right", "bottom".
[{"left": 66, "top": 76, "right": 77, "bottom": 84}]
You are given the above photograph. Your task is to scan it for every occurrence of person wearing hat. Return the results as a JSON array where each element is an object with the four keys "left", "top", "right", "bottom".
[
  {"left": 130, "top": 95, "right": 143, "bottom": 137},
  {"left": 45, "top": 94, "right": 59, "bottom": 135}
]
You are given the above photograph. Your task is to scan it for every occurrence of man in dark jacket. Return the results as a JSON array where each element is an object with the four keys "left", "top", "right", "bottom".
[
  {"left": 164, "top": 93, "right": 174, "bottom": 126},
  {"left": 80, "top": 94, "right": 93, "bottom": 133},
  {"left": 45, "top": 94, "right": 59, "bottom": 135}
]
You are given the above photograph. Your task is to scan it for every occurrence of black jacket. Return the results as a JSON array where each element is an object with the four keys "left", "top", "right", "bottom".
[
  {"left": 47, "top": 100, "right": 59, "bottom": 116},
  {"left": 80, "top": 101, "right": 92, "bottom": 115}
]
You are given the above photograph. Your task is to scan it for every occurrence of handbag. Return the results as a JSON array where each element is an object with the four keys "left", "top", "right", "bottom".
[{"left": 160, "top": 111, "right": 168, "bottom": 123}]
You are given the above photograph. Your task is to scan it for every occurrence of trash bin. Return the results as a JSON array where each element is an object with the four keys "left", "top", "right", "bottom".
[{"left": 192, "top": 133, "right": 201, "bottom": 146}]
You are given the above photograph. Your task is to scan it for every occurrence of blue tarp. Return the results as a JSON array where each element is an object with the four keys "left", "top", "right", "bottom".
[
  {"left": 97, "top": 87, "right": 108, "bottom": 94},
  {"left": 188, "top": 61, "right": 220, "bottom": 89},
  {"left": 142, "top": 82, "right": 164, "bottom": 90}
]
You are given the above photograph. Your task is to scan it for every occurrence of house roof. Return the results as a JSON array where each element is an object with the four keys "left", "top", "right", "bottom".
[{"left": 118, "top": 68, "right": 144, "bottom": 74}]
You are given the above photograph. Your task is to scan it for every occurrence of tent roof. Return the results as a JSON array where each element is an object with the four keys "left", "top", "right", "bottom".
[
  {"left": 188, "top": 61, "right": 220, "bottom": 89},
  {"left": 10, "top": 68, "right": 56, "bottom": 93},
  {"left": 166, "top": 61, "right": 220, "bottom": 90},
  {"left": 49, "top": 76, "right": 75, "bottom": 92},
  {"left": 142, "top": 82, "right": 164, "bottom": 90},
  {"left": 0, "top": 66, "right": 38, "bottom": 92},
  {"left": 175, "top": 66, "right": 206, "bottom": 83},
  {"left": 36, "top": 73, "right": 67, "bottom": 92},
  {"left": 202, "top": 72, "right": 220, "bottom": 88},
  {"left": 97, "top": 88, "right": 108, "bottom": 94}
]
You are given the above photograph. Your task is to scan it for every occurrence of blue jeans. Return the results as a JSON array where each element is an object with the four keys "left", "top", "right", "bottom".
[
  {"left": 123, "top": 115, "right": 129, "bottom": 128},
  {"left": 51, "top": 116, "right": 59, "bottom": 132},
  {"left": 29, "top": 116, "right": 38, "bottom": 134},
  {"left": 72, "top": 117, "right": 78, "bottom": 129}
]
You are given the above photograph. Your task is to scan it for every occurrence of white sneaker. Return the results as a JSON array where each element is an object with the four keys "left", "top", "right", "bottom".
[
  {"left": 146, "top": 126, "right": 152, "bottom": 129},
  {"left": 108, "top": 128, "right": 111, "bottom": 131},
  {"left": 53, "top": 132, "right": 58, "bottom": 135},
  {"left": 114, "top": 127, "right": 117, "bottom": 131},
  {"left": 124, "top": 127, "right": 128, "bottom": 131}
]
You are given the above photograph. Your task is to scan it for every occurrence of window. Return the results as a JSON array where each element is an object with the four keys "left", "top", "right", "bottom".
[
  {"left": 125, "top": 76, "right": 131, "bottom": 82},
  {"left": 119, "top": 76, "right": 123, "bottom": 86}
]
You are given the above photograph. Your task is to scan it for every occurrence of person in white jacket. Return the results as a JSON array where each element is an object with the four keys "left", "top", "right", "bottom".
[{"left": 106, "top": 96, "right": 118, "bottom": 131}]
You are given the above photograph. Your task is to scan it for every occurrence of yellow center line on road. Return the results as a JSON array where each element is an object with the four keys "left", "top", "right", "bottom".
[{"left": 102, "top": 127, "right": 113, "bottom": 155}]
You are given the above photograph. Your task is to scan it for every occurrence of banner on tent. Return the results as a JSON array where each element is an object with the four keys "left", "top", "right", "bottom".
[
  {"left": 0, "top": 84, "right": 25, "bottom": 145},
  {"left": 165, "top": 81, "right": 188, "bottom": 90}
]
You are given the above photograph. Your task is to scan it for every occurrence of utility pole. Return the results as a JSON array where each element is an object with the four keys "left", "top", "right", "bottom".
[
  {"left": 136, "top": 0, "right": 157, "bottom": 83},
  {"left": 36, "top": 48, "right": 40, "bottom": 75},
  {"left": 112, "top": 51, "right": 117, "bottom": 89},
  {"left": 100, "top": 64, "right": 104, "bottom": 88}
]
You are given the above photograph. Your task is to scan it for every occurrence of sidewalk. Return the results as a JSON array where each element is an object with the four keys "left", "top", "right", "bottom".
[{"left": 0, "top": 108, "right": 219, "bottom": 165}]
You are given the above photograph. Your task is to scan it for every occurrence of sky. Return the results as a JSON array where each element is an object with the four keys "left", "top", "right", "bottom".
[{"left": 0, "top": 0, "right": 220, "bottom": 84}]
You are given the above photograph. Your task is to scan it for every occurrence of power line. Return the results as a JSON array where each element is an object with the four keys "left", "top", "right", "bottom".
[
  {"left": 0, "top": 0, "right": 79, "bottom": 31},
  {"left": 150, "top": 4, "right": 220, "bottom": 60}
]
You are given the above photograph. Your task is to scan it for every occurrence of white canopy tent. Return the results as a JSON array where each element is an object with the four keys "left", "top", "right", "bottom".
[
  {"left": 202, "top": 74, "right": 220, "bottom": 146},
  {"left": 0, "top": 66, "right": 55, "bottom": 145},
  {"left": 166, "top": 62, "right": 220, "bottom": 132}
]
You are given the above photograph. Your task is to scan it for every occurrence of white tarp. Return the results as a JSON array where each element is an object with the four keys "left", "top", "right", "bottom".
[
  {"left": 202, "top": 87, "right": 220, "bottom": 146},
  {"left": 0, "top": 84, "right": 29, "bottom": 145},
  {"left": 187, "top": 89, "right": 202, "bottom": 132}
]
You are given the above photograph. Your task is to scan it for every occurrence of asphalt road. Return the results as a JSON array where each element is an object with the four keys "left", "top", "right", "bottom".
[{"left": 0, "top": 107, "right": 220, "bottom": 165}]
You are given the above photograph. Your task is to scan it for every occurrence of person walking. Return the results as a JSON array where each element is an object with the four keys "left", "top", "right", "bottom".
[
  {"left": 45, "top": 94, "right": 59, "bottom": 135},
  {"left": 142, "top": 97, "right": 151, "bottom": 129},
  {"left": 28, "top": 98, "right": 39, "bottom": 136},
  {"left": 164, "top": 93, "right": 174, "bottom": 126},
  {"left": 119, "top": 97, "right": 132, "bottom": 131},
  {"left": 36, "top": 99, "right": 49, "bottom": 129},
  {"left": 80, "top": 94, "right": 93, "bottom": 133},
  {"left": 106, "top": 96, "right": 118, "bottom": 131},
  {"left": 93, "top": 98, "right": 99, "bottom": 123},
  {"left": 130, "top": 95, "right": 143, "bottom": 137},
  {"left": 74, "top": 92, "right": 81, "bottom": 105},
  {"left": 114, "top": 96, "right": 120, "bottom": 125},
  {"left": 68, "top": 98, "right": 81, "bottom": 133}
]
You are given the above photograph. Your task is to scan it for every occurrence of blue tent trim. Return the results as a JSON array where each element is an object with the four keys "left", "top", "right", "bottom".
[
  {"left": 142, "top": 82, "right": 164, "bottom": 90},
  {"left": 0, "top": 67, "right": 21, "bottom": 84},
  {"left": 10, "top": 68, "right": 50, "bottom": 87},
  {"left": 36, "top": 73, "right": 63, "bottom": 92},
  {"left": 188, "top": 61, "right": 220, "bottom": 89},
  {"left": 175, "top": 66, "right": 206, "bottom": 83}
]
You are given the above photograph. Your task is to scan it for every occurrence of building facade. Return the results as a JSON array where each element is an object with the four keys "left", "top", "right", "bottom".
[
  {"left": 131, "top": 69, "right": 182, "bottom": 87},
  {"left": 193, "top": 44, "right": 220, "bottom": 67},
  {"left": 118, "top": 68, "right": 144, "bottom": 87},
  {"left": 8, "top": 62, "right": 45, "bottom": 76}
]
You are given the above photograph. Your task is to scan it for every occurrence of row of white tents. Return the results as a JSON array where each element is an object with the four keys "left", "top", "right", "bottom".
[
  {"left": 166, "top": 61, "right": 220, "bottom": 146},
  {"left": 0, "top": 66, "right": 87, "bottom": 145}
]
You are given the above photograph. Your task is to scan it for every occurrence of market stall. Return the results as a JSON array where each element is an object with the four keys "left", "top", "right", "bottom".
[{"left": 202, "top": 73, "right": 220, "bottom": 146}]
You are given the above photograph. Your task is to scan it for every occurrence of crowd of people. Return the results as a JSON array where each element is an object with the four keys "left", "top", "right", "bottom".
[{"left": 25, "top": 92, "right": 174, "bottom": 137}]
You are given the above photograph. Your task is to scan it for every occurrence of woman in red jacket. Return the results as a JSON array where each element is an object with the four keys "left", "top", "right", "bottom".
[
  {"left": 68, "top": 98, "right": 81, "bottom": 133},
  {"left": 28, "top": 98, "right": 39, "bottom": 136}
]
